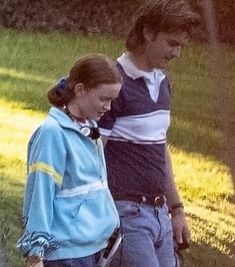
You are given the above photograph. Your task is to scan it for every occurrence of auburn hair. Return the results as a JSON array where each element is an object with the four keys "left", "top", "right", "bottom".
[
  {"left": 48, "top": 53, "right": 122, "bottom": 107},
  {"left": 126, "top": 0, "right": 200, "bottom": 52}
]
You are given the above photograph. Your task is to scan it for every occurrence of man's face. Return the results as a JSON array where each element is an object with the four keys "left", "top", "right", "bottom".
[
  {"left": 79, "top": 83, "right": 121, "bottom": 121},
  {"left": 144, "top": 31, "right": 189, "bottom": 69}
]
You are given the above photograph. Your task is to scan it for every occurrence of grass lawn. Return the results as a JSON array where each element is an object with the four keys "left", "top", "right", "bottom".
[{"left": 0, "top": 29, "right": 234, "bottom": 267}]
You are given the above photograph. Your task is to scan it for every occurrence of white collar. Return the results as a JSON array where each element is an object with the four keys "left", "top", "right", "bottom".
[{"left": 117, "top": 53, "right": 164, "bottom": 81}]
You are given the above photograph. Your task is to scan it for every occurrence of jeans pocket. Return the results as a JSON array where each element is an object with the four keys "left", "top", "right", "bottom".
[{"left": 115, "top": 201, "right": 141, "bottom": 220}]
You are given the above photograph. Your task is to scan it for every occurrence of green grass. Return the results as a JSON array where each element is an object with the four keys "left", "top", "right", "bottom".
[{"left": 0, "top": 29, "right": 234, "bottom": 267}]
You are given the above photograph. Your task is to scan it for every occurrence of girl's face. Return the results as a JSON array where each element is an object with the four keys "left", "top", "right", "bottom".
[{"left": 74, "top": 83, "right": 121, "bottom": 121}]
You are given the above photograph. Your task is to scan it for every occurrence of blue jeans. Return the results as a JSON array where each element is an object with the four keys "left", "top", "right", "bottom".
[
  {"left": 110, "top": 200, "right": 175, "bottom": 267},
  {"left": 44, "top": 254, "right": 99, "bottom": 267}
]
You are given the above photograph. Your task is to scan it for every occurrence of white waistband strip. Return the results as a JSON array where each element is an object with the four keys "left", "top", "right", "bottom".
[{"left": 57, "top": 180, "right": 108, "bottom": 198}]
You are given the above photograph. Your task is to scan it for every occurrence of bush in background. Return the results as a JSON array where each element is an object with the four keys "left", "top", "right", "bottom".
[{"left": 0, "top": 0, "right": 234, "bottom": 43}]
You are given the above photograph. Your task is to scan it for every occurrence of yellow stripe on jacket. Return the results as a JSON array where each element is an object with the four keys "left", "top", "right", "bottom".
[{"left": 28, "top": 162, "right": 63, "bottom": 184}]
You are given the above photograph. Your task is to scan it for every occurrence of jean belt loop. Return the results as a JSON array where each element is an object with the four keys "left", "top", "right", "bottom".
[{"left": 140, "top": 196, "right": 147, "bottom": 206}]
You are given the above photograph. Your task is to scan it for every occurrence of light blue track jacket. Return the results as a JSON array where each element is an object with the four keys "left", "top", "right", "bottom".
[{"left": 17, "top": 107, "right": 119, "bottom": 261}]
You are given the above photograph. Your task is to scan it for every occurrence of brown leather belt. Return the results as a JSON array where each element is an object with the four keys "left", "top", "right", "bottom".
[{"left": 115, "top": 194, "right": 165, "bottom": 207}]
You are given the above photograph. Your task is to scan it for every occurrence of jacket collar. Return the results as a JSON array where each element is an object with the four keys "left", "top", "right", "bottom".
[{"left": 48, "top": 106, "right": 97, "bottom": 134}]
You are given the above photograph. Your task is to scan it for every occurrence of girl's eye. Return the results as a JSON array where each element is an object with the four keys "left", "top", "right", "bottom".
[
  {"left": 168, "top": 40, "right": 181, "bottom": 47},
  {"left": 100, "top": 97, "right": 109, "bottom": 102}
]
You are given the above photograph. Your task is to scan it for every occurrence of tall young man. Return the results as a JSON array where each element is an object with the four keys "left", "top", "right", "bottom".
[{"left": 98, "top": 1, "right": 200, "bottom": 266}]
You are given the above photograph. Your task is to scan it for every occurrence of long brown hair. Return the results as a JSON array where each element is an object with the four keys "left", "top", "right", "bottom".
[
  {"left": 48, "top": 53, "right": 122, "bottom": 107},
  {"left": 126, "top": 0, "right": 200, "bottom": 52}
]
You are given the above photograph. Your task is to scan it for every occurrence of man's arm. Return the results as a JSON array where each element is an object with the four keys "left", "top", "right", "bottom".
[{"left": 164, "top": 144, "right": 190, "bottom": 245}]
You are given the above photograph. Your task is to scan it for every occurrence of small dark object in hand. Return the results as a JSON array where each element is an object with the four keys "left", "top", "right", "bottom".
[
  {"left": 177, "top": 239, "right": 190, "bottom": 251},
  {"left": 174, "top": 238, "right": 190, "bottom": 267}
]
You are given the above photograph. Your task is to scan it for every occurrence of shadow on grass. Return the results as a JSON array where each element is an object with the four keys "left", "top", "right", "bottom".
[
  {"left": 169, "top": 115, "right": 220, "bottom": 158},
  {"left": 0, "top": 72, "right": 51, "bottom": 113},
  {"left": 183, "top": 240, "right": 235, "bottom": 267},
  {"left": 0, "top": 190, "right": 24, "bottom": 267}
]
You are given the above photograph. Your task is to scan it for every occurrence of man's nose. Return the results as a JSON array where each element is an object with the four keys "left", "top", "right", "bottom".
[{"left": 172, "top": 46, "right": 181, "bottom": 58}]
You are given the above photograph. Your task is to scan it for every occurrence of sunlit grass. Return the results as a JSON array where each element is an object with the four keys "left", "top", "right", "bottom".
[
  {"left": 0, "top": 29, "right": 234, "bottom": 266},
  {"left": 0, "top": 99, "right": 45, "bottom": 267},
  {"left": 0, "top": 99, "right": 45, "bottom": 190},
  {"left": 0, "top": 99, "right": 45, "bottom": 161},
  {"left": 172, "top": 148, "right": 233, "bottom": 201}
]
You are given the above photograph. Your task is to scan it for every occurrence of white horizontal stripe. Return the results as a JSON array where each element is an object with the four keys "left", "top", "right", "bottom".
[
  {"left": 110, "top": 110, "right": 170, "bottom": 142},
  {"left": 108, "top": 136, "right": 166, "bottom": 145},
  {"left": 99, "top": 128, "right": 112, "bottom": 137},
  {"left": 57, "top": 180, "right": 108, "bottom": 198},
  {"left": 121, "top": 110, "right": 170, "bottom": 119}
]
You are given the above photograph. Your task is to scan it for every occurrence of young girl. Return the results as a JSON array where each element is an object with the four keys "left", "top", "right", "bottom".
[{"left": 17, "top": 54, "right": 122, "bottom": 267}]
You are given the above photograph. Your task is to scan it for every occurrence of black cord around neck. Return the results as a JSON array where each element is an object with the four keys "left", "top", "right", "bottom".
[
  {"left": 63, "top": 105, "right": 86, "bottom": 123},
  {"left": 63, "top": 105, "right": 100, "bottom": 140}
]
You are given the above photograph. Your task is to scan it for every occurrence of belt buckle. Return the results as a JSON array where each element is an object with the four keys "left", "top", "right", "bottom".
[
  {"left": 154, "top": 196, "right": 160, "bottom": 205},
  {"left": 154, "top": 196, "right": 164, "bottom": 206}
]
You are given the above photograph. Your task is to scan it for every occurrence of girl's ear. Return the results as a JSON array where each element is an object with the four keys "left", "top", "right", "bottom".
[
  {"left": 143, "top": 26, "right": 155, "bottom": 42},
  {"left": 74, "top": 83, "right": 85, "bottom": 98}
]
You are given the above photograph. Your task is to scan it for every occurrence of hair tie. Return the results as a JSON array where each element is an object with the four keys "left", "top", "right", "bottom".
[{"left": 56, "top": 76, "right": 68, "bottom": 94}]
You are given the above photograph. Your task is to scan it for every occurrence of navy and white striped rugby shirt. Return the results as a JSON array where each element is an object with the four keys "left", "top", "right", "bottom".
[{"left": 98, "top": 53, "right": 171, "bottom": 197}]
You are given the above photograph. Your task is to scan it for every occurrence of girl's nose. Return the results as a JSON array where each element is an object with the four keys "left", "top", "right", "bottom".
[{"left": 103, "top": 100, "right": 111, "bottom": 111}]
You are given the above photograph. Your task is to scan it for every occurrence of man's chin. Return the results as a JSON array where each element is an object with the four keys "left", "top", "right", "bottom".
[
  {"left": 154, "top": 61, "right": 167, "bottom": 69},
  {"left": 160, "top": 59, "right": 170, "bottom": 69}
]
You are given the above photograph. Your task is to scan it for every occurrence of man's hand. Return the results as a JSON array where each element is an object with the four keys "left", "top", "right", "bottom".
[{"left": 171, "top": 208, "right": 190, "bottom": 245}]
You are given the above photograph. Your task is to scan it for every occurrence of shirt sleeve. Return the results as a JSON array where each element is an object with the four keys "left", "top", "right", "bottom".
[{"left": 17, "top": 122, "right": 66, "bottom": 258}]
